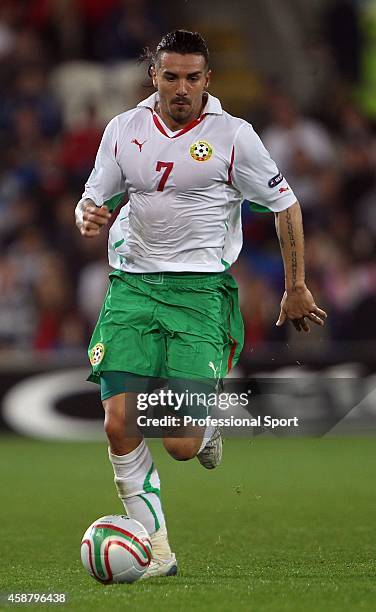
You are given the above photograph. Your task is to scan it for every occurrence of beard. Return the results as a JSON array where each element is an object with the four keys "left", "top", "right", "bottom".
[{"left": 168, "top": 100, "right": 193, "bottom": 124}]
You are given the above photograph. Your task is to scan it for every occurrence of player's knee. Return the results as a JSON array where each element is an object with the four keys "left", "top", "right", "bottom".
[
  {"left": 104, "top": 416, "right": 124, "bottom": 442},
  {"left": 163, "top": 438, "right": 198, "bottom": 461},
  {"left": 103, "top": 405, "right": 125, "bottom": 442}
]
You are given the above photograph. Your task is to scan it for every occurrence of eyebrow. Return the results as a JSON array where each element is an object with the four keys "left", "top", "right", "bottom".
[{"left": 163, "top": 70, "right": 203, "bottom": 77}]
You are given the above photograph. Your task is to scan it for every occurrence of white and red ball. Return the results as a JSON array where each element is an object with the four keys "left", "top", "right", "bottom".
[{"left": 81, "top": 515, "right": 152, "bottom": 584}]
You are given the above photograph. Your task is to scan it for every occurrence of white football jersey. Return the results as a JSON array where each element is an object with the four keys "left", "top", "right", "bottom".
[{"left": 79, "top": 92, "right": 296, "bottom": 272}]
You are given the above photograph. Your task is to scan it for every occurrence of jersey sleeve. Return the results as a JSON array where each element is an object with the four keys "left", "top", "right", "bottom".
[
  {"left": 230, "top": 122, "right": 297, "bottom": 212},
  {"left": 79, "top": 117, "right": 127, "bottom": 212}
]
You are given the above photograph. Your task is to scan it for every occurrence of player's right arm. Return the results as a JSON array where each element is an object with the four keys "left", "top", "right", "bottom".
[
  {"left": 75, "top": 116, "right": 126, "bottom": 239},
  {"left": 75, "top": 199, "right": 112, "bottom": 238}
]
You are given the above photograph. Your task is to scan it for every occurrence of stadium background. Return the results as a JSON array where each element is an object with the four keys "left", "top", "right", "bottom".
[
  {"left": 0, "top": 0, "right": 375, "bottom": 432},
  {"left": 0, "top": 1, "right": 376, "bottom": 611}
]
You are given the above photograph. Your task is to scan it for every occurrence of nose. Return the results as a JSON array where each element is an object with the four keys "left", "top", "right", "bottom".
[{"left": 176, "top": 79, "right": 188, "bottom": 97}]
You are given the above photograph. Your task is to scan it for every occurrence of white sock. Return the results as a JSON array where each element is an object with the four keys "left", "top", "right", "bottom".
[
  {"left": 149, "top": 524, "right": 173, "bottom": 561},
  {"left": 197, "top": 423, "right": 216, "bottom": 453},
  {"left": 109, "top": 440, "right": 166, "bottom": 537}
]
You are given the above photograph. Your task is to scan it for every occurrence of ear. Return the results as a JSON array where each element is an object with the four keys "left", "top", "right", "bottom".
[{"left": 205, "top": 69, "right": 212, "bottom": 89}]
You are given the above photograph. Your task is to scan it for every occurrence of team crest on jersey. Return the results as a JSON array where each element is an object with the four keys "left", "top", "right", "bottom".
[
  {"left": 190, "top": 140, "right": 213, "bottom": 162},
  {"left": 90, "top": 342, "right": 105, "bottom": 366}
]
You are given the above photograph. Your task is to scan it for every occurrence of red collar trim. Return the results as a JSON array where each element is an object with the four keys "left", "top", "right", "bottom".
[{"left": 152, "top": 111, "right": 206, "bottom": 138}]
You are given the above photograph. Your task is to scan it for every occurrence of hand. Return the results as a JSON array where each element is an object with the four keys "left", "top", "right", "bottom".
[
  {"left": 76, "top": 201, "right": 111, "bottom": 238},
  {"left": 276, "top": 286, "right": 327, "bottom": 333}
]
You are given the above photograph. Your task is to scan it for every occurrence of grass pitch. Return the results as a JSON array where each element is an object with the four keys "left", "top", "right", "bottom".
[{"left": 0, "top": 435, "right": 375, "bottom": 611}]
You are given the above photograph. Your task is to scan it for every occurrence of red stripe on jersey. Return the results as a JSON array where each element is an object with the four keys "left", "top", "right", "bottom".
[
  {"left": 153, "top": 113, "right": 169, "bottom": 136},
  {"left": 152, "top": 111, "right": 207, "bottom": 138},
  {"left": 171, "top": 115, "right": 206, "bottom": 138},
  {"left": 227, "top": 146, "right": 235, "bottom": 184}
]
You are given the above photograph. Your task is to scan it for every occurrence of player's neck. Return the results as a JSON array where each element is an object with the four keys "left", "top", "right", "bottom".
[{"left": 155, "top": 94, "right": 208, "bottom": 132}]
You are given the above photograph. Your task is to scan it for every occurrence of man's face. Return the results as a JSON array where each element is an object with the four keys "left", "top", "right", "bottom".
[{"left": 152, "top": 52, "right": 211, "bottom": 126}]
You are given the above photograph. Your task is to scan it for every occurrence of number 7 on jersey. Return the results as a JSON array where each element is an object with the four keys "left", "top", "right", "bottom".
[{"left": 156, "top": 161, "right": 174, "bottom": 191}]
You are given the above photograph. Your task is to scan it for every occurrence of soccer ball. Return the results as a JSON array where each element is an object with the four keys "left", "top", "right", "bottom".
[
  {"left": 194, "top": 142, "right": 210, "bottom": 159},
  {"left": 81, "top": 515, "right": 152, "bottom": 584}
]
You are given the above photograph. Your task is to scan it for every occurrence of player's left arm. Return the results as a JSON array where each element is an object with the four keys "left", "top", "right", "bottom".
[
  {"left": 274, "top": 201, "right": 327, "bottom": 332},
  {"left": 230, "top": 121, "right": 327, "bottom": 333}
]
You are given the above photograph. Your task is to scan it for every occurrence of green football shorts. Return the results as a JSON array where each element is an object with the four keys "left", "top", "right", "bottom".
[{"left": 87, "top": 270, "right": 244, "bottom": 399}]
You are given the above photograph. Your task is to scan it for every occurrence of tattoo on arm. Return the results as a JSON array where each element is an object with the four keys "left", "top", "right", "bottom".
[
  {"left": 285, "top": 208, "right": 296, "bottom": 249},
  {"left": 285, "top": 208, "right": 297, "bottom": 291},
  {"left": 277, "top": 206, "right": 305, "bottom": 292}
]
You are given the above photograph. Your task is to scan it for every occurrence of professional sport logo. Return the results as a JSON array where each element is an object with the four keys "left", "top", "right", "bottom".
[
  {"left": 90, "top": 343, "right": 105, "bottom": 366},
  {"left": 190, "top": 141, "right": 213, "bottom": 162}
]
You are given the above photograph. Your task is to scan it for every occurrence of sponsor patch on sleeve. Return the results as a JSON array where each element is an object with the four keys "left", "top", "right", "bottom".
[{"left": 268, "top": 172, "right": 284, "bottom": 188}]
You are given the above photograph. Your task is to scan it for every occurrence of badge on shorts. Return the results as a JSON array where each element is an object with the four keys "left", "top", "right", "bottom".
[
  {"left": 90, "top": 342, "right": 105, "bottom": 366},
  {"left": 190, "top": 140, "right": 213, "bottom": 162}
]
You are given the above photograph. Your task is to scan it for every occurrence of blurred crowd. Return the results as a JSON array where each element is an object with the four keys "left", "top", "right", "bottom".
[
  {"left": 238, "top": 86, "right": 376, "bottom": 351},
  {"left": 0, "top": 0, "right": 375, "bottom": 355}
]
